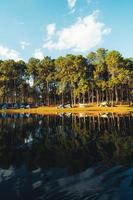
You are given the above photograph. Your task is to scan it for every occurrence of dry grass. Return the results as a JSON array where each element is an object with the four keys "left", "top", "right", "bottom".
[{"left": 0, "top": 104, "right": 133, "bottom": 116}]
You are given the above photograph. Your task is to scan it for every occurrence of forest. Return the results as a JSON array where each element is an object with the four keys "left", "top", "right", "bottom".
[{"left": 0, "top": 48, "right": 133, "bottom": 106}]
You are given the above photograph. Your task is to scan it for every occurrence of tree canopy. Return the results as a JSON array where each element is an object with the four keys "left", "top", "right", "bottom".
[{"left": 0, "top": 48, "right": 133, "bottom": 106}]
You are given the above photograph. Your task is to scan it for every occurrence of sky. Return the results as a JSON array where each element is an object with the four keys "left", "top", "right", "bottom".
[{"left": 0, "top": 0, "right": 132, "bottom": 61}]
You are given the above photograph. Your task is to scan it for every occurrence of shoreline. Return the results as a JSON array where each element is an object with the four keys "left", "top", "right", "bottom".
[{"left": 0, "top": 105, "right": 133, "bottom": 116}]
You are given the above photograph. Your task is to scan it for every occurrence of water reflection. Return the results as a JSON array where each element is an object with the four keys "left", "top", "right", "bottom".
[{"left": 0, "top": 113, "right": 133, "bottom": 200}]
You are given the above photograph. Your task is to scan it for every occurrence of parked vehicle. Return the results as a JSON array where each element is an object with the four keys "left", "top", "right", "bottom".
[
  {"left": 25, "top": 104, "right": 30, "bottom": 109},
  {"left": 0, "top": 102, "right": 32, "bottom": 109},
  {"left": 98, "top": 101, "right": 111, "bottom": 107},
  {"left": 64, "top": 104, "right": 72, "bottom": 108},
  {"left": 57, "top": 104, "right": 72, "bottom": 109},
  {"left": 19, "top": 103, "right": 25, "bottom": 109},
  {"left": 0, "top": 103, "right": 13, "bottom": 109},
  {"left": 29, "top": 103, "right": 38, "bottom": 108},
  {"left": 13, "top": 103, "right": 20, "bottom": 109},
  {"left": 57, "top": 104, "right": 64, "bottom": 109},
  {"left": 8, "top": 103, "right": 13, "bottom": 108},
  {"left": 1, "top": 104, "right": 8, "bottom": 109},
  {"left": 0, "top": 104, "right": 3, "bottom": 109}
]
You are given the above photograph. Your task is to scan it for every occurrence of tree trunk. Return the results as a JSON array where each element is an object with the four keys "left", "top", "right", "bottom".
[
  {"left": 62, "top": 92, "right": 64, "bottom": 105},
  {"left": 96, "top": 89, "right": 99, "bottom": 106},
  {"left": 47, "top": 82, "right": 50, "bottom": 106},
  {"left": 115, "top": 86, "right": 118, "bottom": 104}
]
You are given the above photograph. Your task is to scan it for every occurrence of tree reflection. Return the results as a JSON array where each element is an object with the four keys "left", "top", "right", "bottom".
[{"left": 0, "top": 113, "right": 133, "bottom": 173}]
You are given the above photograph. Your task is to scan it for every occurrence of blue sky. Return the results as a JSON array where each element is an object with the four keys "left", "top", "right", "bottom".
[{"left": 0, "top": 0, "right": 132, "bottom": 61}]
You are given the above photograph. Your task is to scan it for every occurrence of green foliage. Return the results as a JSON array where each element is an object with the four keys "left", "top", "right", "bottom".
[{"left": 0, "top": 48, "right": 132, "bottom": 105}]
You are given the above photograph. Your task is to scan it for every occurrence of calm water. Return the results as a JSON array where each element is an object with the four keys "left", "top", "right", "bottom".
[{"left": 0, "top": 113, "right": 133, "bottom": 200}]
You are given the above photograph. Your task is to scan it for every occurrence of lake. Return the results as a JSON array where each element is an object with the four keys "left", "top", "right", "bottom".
[{"left": 0, "top": 113, "right": 133, "bottom": 200}]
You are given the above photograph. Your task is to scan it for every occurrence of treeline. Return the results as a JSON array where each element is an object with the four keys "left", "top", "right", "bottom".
[{"left": 0, "top": 48, "right": 133, "bottom": 106}]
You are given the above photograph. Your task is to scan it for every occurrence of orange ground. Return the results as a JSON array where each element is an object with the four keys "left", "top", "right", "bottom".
[{"left": 0, "top": 104, "right": 132, "bottom": 116}]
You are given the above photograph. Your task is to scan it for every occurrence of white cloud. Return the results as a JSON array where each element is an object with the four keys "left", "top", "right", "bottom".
[
  {"left": 67, "top": 8, "right": 76, "bottom": 15},
  {"left": 33, "top": 49, "right": 44, "bottom": 60},
  {"left": 47, "top": 23, "right": 56, "bottom": 36},
  {"left": 20, "top": 41, "right": 30, "bottom": 50},
  {"left": 0, "top": 45, "right": 21, "bottom": 61},
  {"left": 43, "top": 11, "right": 111, "bottom": 53},
  {"left": 67, "top": 0, "right": 77, "bottom": 9}
]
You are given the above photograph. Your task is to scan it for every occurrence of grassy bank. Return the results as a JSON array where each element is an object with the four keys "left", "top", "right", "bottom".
[{"left": 0, "top": 104, "right": 133, "bottom": 116}]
